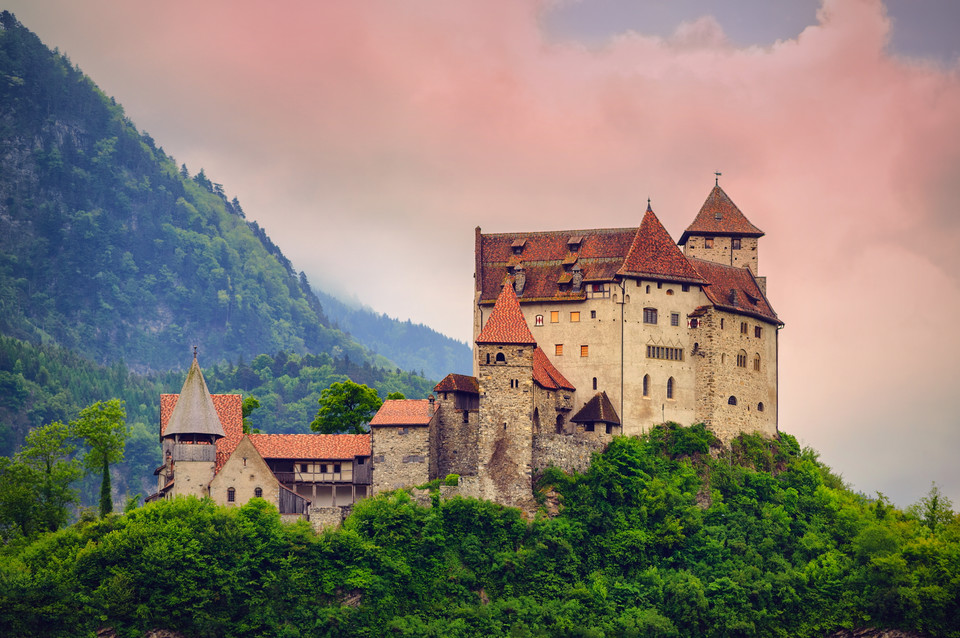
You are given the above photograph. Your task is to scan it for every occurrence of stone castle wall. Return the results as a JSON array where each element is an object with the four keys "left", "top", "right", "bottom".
[
  {"left": 433, "top": 396, "right": 479, "bottom": 480},
  {"left": 476, "top": 343, "right": 536, "bottom": 511},
  {"left": 532, "top": 433, "right": 606, "bottom": 475},
  {"left": 683, "top": 236, "right": 759, "bottom": 274},
  {"left": 692, "top": 308, "right": 778, "bottom": 444},
  {"left": 371, "top": 424, "right": 430, "bottom": 494}
]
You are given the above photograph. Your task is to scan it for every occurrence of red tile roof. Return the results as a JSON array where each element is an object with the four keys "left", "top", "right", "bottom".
[
  {"left": 532, "top": 347, "right": 575, "bottom": 391},
  {"left": 248, "top": 433, "right": 370, "bottom": 460},
  {"left": 688, "top": 257, "right": 781, "bottom": 325},
  {"left": 476, "top": 227, "right": 636, "bottom": 304},
  {"left": 617, "top": 205, "right": 706, "bottom": 284},
  {"left": 476, "top": 282, "right": 537, "bottom": 345},
  {"left": 161, "top": 393, "right": 244, "bottom": 473},
  {"left": 369, "top": 399, "right": 435, "bottom": 426},
  {"left": 571, "top": 391, "right": 620, "bottom": 425},
  {"left": 679, "top": 185, "right": 763, "bottom": 244},
  {"left": 434, "top": 373, "right": 480, "bottom": 394}
]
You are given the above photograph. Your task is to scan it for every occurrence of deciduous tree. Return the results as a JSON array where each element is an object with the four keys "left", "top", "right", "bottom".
[
  {"left": 310, "top": 380, "right": 382, "bottom": 434},
  {"left": 71, "top": 399, "right": 128, "bottom": 517}
]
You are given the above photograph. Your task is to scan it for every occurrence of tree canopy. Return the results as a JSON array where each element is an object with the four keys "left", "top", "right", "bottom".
[{"left": 310, "top": 379, "right": 382, "bottom": 434}]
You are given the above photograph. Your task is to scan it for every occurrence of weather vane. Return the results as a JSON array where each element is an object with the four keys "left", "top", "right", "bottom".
[
  {"left": 193, "top": 345, "right": 198, "bottom": 360},
  {"left": 715, "top": 171, "right": 722, "bottom": 186}
]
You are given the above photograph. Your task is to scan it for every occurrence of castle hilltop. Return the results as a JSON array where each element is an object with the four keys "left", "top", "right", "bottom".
[{"left": 149, "top": 182, "right": 782, "bottom": 521}]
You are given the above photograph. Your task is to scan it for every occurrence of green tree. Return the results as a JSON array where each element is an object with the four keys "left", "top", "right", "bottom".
[
  {"left": 909, "top": 482, "right": 955, "bottom": 530},
  {"left": 386, "top": 391, "right": 405, "bottom": 400},
  {"left": 17, "top": 421, "right": 81, "bottom": 532},
  {"left": 310, "top": 380, "right": 382, "bottom": 434},
  {"left": 241, "top": 395, "right": 261, "bottom": 434},
  {"left": 71, "top": 399, "right": 128, "bottom": 517}
]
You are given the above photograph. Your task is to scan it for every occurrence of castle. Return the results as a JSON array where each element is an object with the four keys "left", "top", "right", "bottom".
[{"left": 148, "top": 183, "right": 781, "bottom": 521}]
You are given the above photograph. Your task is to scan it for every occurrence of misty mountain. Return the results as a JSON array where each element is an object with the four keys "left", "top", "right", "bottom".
[{"left": 314, "top": 289, "right": 471, "bottom": 381}]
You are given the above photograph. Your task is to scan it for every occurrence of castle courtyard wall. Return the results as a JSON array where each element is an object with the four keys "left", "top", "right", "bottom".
[{"left": 371, "top": 424, "right": 430, "bottom": 494}]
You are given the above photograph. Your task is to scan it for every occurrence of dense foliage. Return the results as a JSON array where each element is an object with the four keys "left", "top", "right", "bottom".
[{"left": 1, "top": 426, "right": 957, "bottom": 637}]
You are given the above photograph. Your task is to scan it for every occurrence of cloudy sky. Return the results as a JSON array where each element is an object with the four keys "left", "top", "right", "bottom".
[{"left": 7, "top": 0, "right": 960, "bottom": 508}]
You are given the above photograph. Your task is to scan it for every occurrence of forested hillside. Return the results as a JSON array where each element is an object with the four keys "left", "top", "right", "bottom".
[
  {"left": 315, "top": 289, "right": 471, "bottom": 380},
  {"left": 2, "top": 427, "right": 957, "bottom": 637},
  {"left": 0, "top": 11, "right": 425, "bottom": 379}
]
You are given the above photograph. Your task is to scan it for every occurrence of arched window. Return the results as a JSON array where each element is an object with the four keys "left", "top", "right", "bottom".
[
  {"left": 535, "top": 314, "right": 544, "bottom": 326},
  {"left": 254, "top": 487, "right": 263, "bottom": 498},
  {"left": 555, "top": 414, "right": 565, "bottom": 434},
  {"left": 643, "top": 374, "right": 650, "bottom": 397},
  {"left": 728, "top": 396, "right": 737, "bottom": 406},
  {"left": 495, "top": 352, "right": 506, "bottom": 364},
  {"left": 227, "top": 487, "right": 236, "bottom": 503},
  {"left": 753, "top": 353, "right": 761, "bottom": 371},
  {"left": 757, "top": 402, "right": 765, "bottom": 412},
  {"left": 592, "top": 377, "right": 597, "bottom": 390},
  {"left": 737, "top": 350, "right": 747, "bottom": 368},
  {"left": 666, "top": 377, "right": 674, "bottom": 400}
]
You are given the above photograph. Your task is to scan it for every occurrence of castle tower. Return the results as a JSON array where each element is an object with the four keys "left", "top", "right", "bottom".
[
  {"left": 679, "top": 184, "right": 765, "bottom": 285},
  {"left": 160, "top": 352, "right": 225, "bottom": 499},
  {"left": 475, "top": 281, "right": 538, "bottom": 510}
]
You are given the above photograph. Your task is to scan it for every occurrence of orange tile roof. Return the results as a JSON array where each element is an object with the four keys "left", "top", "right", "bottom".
[
  {"left": 247, "top": 433, "right": 370, "bottom": 460},
  {"left": 679, "top": 185, "right": 763, "bottom": 244},
  {"left": 617, "top": 204, "right": 706, "bottom": 284},
  {"left": 476, "top": 282, "right": 537, "bottom": 345},
  {"left": 161, "top": 393, "right": 244, "bottom": 473},
  {"left": 369, "top": 399, "right": 435, "bottom": 426},
  {"left": 434, "top": 373, "right": 480, "bottom": 394},
  {"left": 689, "top": 257, "right": 781, "bottom": 325},
  {"left": 476, "top": 227, "right": 636, "bottom": 304},
  {"left": 532, "top": 346, "right": 575, "bottom": 391}
]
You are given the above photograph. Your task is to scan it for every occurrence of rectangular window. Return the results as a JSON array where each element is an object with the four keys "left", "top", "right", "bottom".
[
  {"left": 587, "top": 283, "right": 610, "bottom": 298},
  {"left": 741, "top": 322, "right": 748, "bottom": 334},
  {"left": 550, "top": 311, "right": 559, "bottom": 323},
  {"left": 334, "top": 464, "right": 341, "bottom": 473},
  {"left": 646, "top": 345, "right": 683, "bottom": 361},
  {"left": 301, "top": 463, "right": 309, "bottom": 473},
  {"left": 643, "top": 308, "right": 658, "bottom": 324},
  {"left": 732, "top": 238, "right": 742, "bottom": 250},
  {"left": 555, "top": 344, "right": 563, "bottom": 356},
  {"left": 590, "top": 310, "right": 596, "bottom": 319},
  {"left": 704, "top": 237, "right": 714, "bottom": 248},
  {"left": 320, "top": 464, "right": 328, "bottom": 473},
  {"left": 570, "top": 311, "right": 580, "bottom": 323},
  {"left": 670, "top": 313, "right": 680, "bottom": 327},
  {"left": 682, "top": 284, "right": 689, "bottom": 292},
  {"left": 580, "top": 345, "right": 589, "bottom": 357},
  {"left": 754, "top": 326, "right": 762, "bottom": 338},
  {"left": 535, "top": 314, "right": 544, "bottom": 326}
]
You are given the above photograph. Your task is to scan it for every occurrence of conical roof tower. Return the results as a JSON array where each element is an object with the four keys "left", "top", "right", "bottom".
[
  {"left": 679, "top": 185, "right": 763, "bottom": 245},
  {"left": 164, "top": 352, "right": 226, "bottom": 440},
  {"left": 476, "top": 280, "right": 537, "bottom": 346},
  {"left": 617, "top": 202, "right": 705, "bottom": 284}
]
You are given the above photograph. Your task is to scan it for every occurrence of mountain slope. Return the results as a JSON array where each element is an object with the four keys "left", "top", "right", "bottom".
[
  {"left": 315, "top": 289, "right": 472, "bottom": 380},
  {"left": 0, "top": 11, "right": 414, "bottom": 376}
]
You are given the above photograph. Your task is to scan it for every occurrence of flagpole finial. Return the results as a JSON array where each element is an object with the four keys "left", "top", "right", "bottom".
[{"left": 715, "top": 171, "right": 722, "bottom": 186}]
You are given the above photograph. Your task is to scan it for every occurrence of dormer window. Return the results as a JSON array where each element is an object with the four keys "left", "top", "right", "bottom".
[
  {"left": 511, "top": 238, "right": 526, "bottom": 254},
  {"left": 567, "top": 235, "right": 583, "bottom": 251}
]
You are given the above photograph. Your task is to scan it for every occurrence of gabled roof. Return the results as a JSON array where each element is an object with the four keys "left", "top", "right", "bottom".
[
  {"left": 163, "top": 357, "right": 226, "bottom": 439},
  {"left": 571, "top": 391, "right": 621, "bottom": 425},
  {"left": 248, "top": 433, "right": 370, "bottom": 459},
  {"left": 476, "top": 227, "right": 636, "bottom": 304},
  {"left": 679, "top": 185, "right": 764, "bottom": 245},
  {"left": 688, "top": 257, "right": 781, "bottom": 325},
  {"left": 532, "top": 347, "right": 575, "bottom": 391},
  {"left": 161, "top": 393, "right": 243, "bottom": 473},
  {"left": 476, "top": 281, "right": 537, "bottom": 345},
  {"left": 369, "top": 400, "right": 435, "bottom": 427},
  {"left": 617, "top": 204, "right": 706, "bottom": 284},
  {"left": 434, "top": 373, "right": 480, "bottom": 394}
]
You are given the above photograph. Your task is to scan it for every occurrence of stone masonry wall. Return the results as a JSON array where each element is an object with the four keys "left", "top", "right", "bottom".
[
  {"left": 683, "top": 236, "right": 759, "bottom": 275},
  {"left": 693, "top": 308, "right": 777, "bottom": 444},
  {"left": 532, "top": 433, "right": 606, "bottom": 475},
  {"left": 476, "top": 343, "right": 536, "bottom": 511},
  {"left": 433, "top": 397, "right": 479, "bottom": 480},
  {"left": 371, "top": 424, "right": 430, "bottom": 494}
]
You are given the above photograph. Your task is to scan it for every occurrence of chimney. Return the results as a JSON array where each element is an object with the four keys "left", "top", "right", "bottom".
[{"left": 428, "top": 394, "right": 435, "bottom": 416}]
